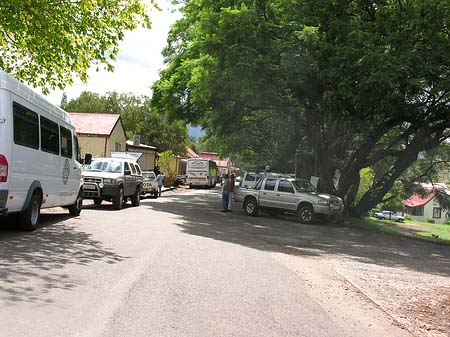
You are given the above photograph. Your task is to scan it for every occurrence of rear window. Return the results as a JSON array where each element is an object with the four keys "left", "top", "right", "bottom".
[{"left": 143, "top": 172, "right": 156, "bottom": 179}]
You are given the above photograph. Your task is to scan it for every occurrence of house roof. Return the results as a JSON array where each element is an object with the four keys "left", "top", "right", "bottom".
[
  {"left": 403, "top": 183, "right": 449, "bottom": 208},
  {"left": 68, "top": 113, "right": 122, "bottom": 136},
  {"left": 198, "top": 152, "right": 230, "bottom": 168},
  {"left": 186, "top": 147, "right": 199, "bottom": 158},
  {"left": 403, "top": 193, "right": 435, "bottom": 208}
]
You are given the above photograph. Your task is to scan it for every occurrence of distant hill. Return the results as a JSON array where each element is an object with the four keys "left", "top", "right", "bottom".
[{"left": 188, "top": 125, "right": 205, "bottom": 140}]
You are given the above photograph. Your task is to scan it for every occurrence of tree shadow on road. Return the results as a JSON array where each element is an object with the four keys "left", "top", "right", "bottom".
[
  {"left": 143, "top": 188, "right": 450, "bottom": 278},
  {"left": 0, "top": 211, "right": 128, "bottom": 304}
]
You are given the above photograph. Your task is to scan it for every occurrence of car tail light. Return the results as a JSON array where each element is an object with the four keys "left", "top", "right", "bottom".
[{"left": 0, "top": 155, "right": 8, "bottom": 182}]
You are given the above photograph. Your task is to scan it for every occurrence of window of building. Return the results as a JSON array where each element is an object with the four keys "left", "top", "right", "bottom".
[
  {"left": 40, "top": 116, "right": 59, "bottom": 154},
  {"left": 278, "top": 180, "right": 294, "bottom": 193},
  {"left": 412, "top": 205, "right": 424, "bottom": 216},
  {"left": 115, "top": 142, "right": 121, "bottom": 151},
  {"left": 60, "top": 126, "right": 73, "bottom": 158},
  {"left": 264, "top": 178, "right": 276, "bottom": 191},
  {"left": 13, "top": 102, "right": 39, "bottom": 149},
  {"left": 433, "top": 207, "right": 442, "bottom": 219}
]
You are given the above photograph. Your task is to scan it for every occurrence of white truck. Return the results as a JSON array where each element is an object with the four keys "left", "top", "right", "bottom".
[
  {"left": 0, "top": 70, "right": 87, "bottom": 230},
  {"left": 234, "top": 176, "right": 343, "bottom": 224}
]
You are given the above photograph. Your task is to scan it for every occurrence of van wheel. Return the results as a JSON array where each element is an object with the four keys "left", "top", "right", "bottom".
[
  {"left": 244, "top": 198, "right": 258, "bottom": 216},
  {"left": 68, "top": 193, "right": 83, "bottom": 216},
  {"left": 131, "top": 187, "right": 140, "bottom": 206},
  {"left": 113, "top": 188, "right": 124, "bottom": 210},
  {"left": 297, "top": 205, "right": 315, "bottom": 224},
  {"left": 93, "top": 198, "right": 102, "bottom": 205},
  {"left": 18, "top": 193, "right": 41, "bottom": 231}
]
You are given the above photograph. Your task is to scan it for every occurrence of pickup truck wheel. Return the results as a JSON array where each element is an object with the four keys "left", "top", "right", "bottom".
[
  {"left": 68, "top": 192, "right": 83, "bottom": 216},
  {"left": 93, "top": 198, "right": 102, "bottom": 205},
  {"left": 113, "top": 188, "right": 124, "bottom": 210},
  {"left": 297, "top": 205, "right": 315, "bottom": 224},
  {"left": 244, "top": 198, "right": 258, "bottom": 216},
  {"left": 131, "top": 187, "right": 141, "bottom": 206},
  {"left": 18, "top": 192, "right": 41, "bottom": 231}
]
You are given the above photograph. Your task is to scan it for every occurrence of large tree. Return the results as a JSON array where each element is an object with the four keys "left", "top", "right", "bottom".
[
  {"left": 0, "top": 0, "right": 154, "bottom": 92},
  {"left": 152, "top": 0, "right": 450, "bottom": 216},
  {"left": 62, "top": 91, "right": 188, "bottom": 154}
]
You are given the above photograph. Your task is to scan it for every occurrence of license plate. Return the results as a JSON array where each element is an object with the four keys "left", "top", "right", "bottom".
[
  {"left": 84, "top": 184, "right": 97, "bottom": 190},
  {"left": 331, "top": 205, "right": 341, "bottom": 210}
]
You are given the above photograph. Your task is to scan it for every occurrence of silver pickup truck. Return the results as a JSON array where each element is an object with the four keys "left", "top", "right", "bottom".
[{"left": 234, "top": 176, "right": 343, "bottom": 224}]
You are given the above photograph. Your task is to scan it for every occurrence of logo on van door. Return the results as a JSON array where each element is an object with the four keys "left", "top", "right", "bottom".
[{"left": 63, "top": 159, "right": 70, "bottom": 185}]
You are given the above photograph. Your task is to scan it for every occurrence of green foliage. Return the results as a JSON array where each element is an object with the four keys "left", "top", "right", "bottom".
[
  {"left": 427, "top": 219, "right": 436, "bottom": 224},
  {"left": 355, "top": 168, "right": 375, "bottom": 204},
  {"left": 152, "top": 0, "right": 450, "bottom": 216},
  {"left": 405, "top": 214, "right": 413, "bottom": 221},
  {"left": 62, "top": 91, "right": 188, "bottom": 154},
  {"left": 0, "top": 1, "right": 154, "bottom": 93},
  {"left": 158, "top": 150, "right": 176, "bottom": 178}
]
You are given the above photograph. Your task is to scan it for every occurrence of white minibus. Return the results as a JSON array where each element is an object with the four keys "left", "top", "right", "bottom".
[
  {"left": 0, "top": 70, "right": 85, "bottom": 230},
  {"left": 186, "top": 158, "right": 218, "bottom": 188}
]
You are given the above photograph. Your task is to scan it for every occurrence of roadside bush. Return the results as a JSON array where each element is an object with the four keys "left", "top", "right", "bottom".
[
  {"left": 426, "top": 219, "right": 436, "bottom": 224},
  {"left": 444, "top": 219, "right": 450, "bottom": 225},
  {"left": 405, "top": 214, "right": 413, "bottom": 221}
]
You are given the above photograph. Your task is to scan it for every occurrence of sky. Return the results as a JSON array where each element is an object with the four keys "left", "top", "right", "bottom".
[{"left": 42, "top": 0, "right": 182, "bottom": 106}]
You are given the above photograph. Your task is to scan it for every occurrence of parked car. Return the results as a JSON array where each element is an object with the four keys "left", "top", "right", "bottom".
[
  {"left": 141, "top": 171, "right": 158, "bottom": 198},
  {"left": 234, "top": 176, "right": 343, "bottom": 224},
  {"left": 374, "top": 210, "right": 405, "bottom": 222},
  {"left": 82, "top": 157, "right": 143, "bottom": 210}
]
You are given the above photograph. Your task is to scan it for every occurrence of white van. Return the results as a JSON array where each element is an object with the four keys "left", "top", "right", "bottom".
[{"left": 0, "top": 70, "right": 85, "bottom": 230}]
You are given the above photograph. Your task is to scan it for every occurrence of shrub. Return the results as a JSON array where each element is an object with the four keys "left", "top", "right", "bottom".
[
  {"left": 444, "top": 219, "right": 450, "bottom": 225},
  {"left": 405, "top": 214, "right": 413, "bottom": 221},
  {"left": 426, "top": 219, "right": 436, "bottom": 224}
]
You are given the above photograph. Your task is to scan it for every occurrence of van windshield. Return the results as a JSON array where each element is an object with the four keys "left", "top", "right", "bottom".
[{"left": 85, "top": 160, "right": 122, "bottom": 173}]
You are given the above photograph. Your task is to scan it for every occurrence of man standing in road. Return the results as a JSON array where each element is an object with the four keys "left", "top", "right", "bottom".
[
  {"left": 156, "top": 172, "right": 164, "bottom": 197},
  {"left": 221, "top": 174, "right": 230, "bottom": 212},
  {"left": 228, "top": 173, "right": 235, "bottom": 211}
]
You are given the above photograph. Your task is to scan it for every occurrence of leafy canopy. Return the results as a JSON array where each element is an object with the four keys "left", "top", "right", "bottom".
[{"left": 0, "top": 0, "right": 155, "bottom": 92}]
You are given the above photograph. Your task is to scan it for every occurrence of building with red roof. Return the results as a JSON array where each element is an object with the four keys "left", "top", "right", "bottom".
[
  {"left": 403, "top": 183, "right": 450, "bottom": 223},
  {"left": 69, "top": 112, "right": 127, "bottom": 158}
]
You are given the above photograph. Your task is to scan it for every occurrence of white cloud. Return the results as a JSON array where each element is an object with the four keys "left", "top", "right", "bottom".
[{"left": 42, "top": 0, "right": 182, "bottom": 105}]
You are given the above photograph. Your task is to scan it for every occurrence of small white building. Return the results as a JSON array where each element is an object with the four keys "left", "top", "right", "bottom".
[{"left": 403, "top": 183, "right": 450, "bottom": 224}]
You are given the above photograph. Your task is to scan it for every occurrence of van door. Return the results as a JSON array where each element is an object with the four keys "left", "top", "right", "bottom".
[{"left": 60, "top": 127, "right": 81, "bottom": 205}]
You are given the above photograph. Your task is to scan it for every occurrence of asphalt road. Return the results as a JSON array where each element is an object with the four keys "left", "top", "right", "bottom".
[{"left": 1, "top": 187, "right": 446, "bottom": 337}]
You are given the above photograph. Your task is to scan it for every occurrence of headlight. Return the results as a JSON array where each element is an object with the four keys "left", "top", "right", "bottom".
[
  {"left": 103, "top": 178, "right": 115, "bottom": 184},
  {"left": 318, "top": 199, "right": 329, "bottom": 205}
]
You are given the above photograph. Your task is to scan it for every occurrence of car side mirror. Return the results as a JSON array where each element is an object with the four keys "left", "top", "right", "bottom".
[{"left": 84, "top": 153, "right": 92, "bottom": 165}]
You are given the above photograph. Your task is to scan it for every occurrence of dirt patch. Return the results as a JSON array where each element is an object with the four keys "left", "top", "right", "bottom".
[{"left": 404, "top": 289, "right": 450, "bottom": 336}]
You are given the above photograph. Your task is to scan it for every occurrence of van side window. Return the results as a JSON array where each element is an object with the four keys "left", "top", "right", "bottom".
[
  {"left": 130, "top": 163, "right": 136, "bottom": 175},
  {"left": 73, "top": 135, "right": 81, "bottom": 162},
  {"left": 60, "top": 126, "right": 73, "bottom": 158},
  {"left": 264, "top": 178, "right": 276, "bottom": 191},
  {"left": 124, "top": 162, "right": 131, "bottom": 174},
  {"left": 135, "top": 164, "right": 141, "bottom": 175},
  {"left": 40, "top": 116, "right": 60, "bottom": 154},
  {"left": 278, "top": 180, "right": 294, "bottom": 193},
  {"left": 13, "top": 102, "right": 39, "bottom": 149}
]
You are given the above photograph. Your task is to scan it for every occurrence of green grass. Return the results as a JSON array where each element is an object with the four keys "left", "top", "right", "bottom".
[{"left": 356, "top": 216, "right": 450, "bottom": 245}]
